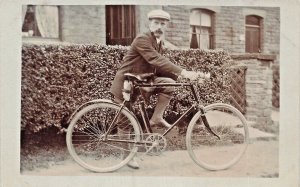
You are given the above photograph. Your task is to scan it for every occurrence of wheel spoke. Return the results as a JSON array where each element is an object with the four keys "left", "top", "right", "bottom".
[
  {"left": 74, "top": 128, "right": 100, "bottom": 140},
  {"left": 66, "top": 102, "right": 140, "bottom": 172},
  {"left": 101, "top": 141, "right": 131, "bottom": 152},
  {"left": 80, "top": 116, "right": 103, "bottom": 137}
]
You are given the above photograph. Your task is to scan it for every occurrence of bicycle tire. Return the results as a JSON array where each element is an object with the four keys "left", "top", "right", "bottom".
[
  {"left": 66, "top": 101, "right": 141, "bottom": 172},
  {"left": 186, "top": 103, "right": 249, "bottom": 171}
]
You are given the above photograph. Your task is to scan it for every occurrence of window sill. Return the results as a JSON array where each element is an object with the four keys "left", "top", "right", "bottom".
[
  {"left": 231, "top": 53, "right": 276, "bottom": 61},
  {"left": 22, "top": 37, "right": 68, "bottom": 45}
]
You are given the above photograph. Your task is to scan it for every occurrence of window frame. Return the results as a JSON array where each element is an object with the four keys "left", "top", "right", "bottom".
[
  {"left": 189, "top": 8, "right": 215, "bottom": 49},
  {"left": 22, "top": 5, "right": 61, "bottom": 40}
]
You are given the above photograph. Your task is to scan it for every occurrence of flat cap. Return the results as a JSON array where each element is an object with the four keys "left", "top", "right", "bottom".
[{"left": 147, "top": 9, "right": 170, "bottom": 21}]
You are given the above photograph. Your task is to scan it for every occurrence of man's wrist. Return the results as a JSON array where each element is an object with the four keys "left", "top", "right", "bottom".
[{"left": 180, "top": 69, "right": 187, "bottom": 76}]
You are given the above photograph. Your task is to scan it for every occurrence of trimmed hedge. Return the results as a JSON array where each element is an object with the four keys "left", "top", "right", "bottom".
[{"left": 21, "top": 44, "right": 233, "bottom": 133}]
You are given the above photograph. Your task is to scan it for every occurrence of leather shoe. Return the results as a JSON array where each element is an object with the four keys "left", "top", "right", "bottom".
[
  {"left": 127, "top": 158, "right": 139, "bottom": 169},
  {"left": 150, "top": 119, "right": 171, "bottom": 128}
]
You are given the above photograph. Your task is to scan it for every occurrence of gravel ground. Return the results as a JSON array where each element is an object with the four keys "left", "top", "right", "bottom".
[{"left": 21, "top": 139, "right": 278, "bottom": 177}]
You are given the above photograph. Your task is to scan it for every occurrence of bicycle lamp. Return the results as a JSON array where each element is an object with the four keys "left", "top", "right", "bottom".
[{"left": 122, "top": 80, "right": 132, "bottom": 101}]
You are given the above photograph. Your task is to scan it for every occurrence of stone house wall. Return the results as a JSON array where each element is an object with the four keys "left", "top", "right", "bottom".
[
  {"left": 159, "top": 6, "right": 280, "bottom": 61},
  {"left": 215, "top": 7, "right": 280, "bottom": 61},
  {"left": 134, "top": 6, "right": 280, "bottom": 59},
  {"left": 26, "top": 5, "right": 279, "bottom": 61},
  {"left": 162, "top": 6, "right": 191, "bottom": 48},
  {"left": 60, "top": 6, "right": 106, "bottom": 44},
  {"left": 231, "top": 54, "right": 275, "bottom": 126}
]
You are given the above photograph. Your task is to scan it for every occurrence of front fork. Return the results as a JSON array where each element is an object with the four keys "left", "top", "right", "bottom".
[{"left": 198, "top": 105, "right": 221, "bottom": 140}]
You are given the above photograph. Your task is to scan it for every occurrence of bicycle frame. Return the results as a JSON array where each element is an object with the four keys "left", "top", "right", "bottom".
[
  {"left": 134, "top": 82, "right": 200, "bottom": 136},
  {"left": 104, "top": 81, "right": 220, "bottom": 143}
]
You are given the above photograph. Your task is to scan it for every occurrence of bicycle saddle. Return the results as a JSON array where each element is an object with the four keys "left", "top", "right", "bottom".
[{"left": 124, "top": 73, "right": 155, "bottom": 82}]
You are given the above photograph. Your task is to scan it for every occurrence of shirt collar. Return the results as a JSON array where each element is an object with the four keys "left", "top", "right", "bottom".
[
  {"left": 149, "top": 31, "right": 161, "bottom": 44},
  {"left": 156, "top": 38, "right": 161, "bottom": 44}
]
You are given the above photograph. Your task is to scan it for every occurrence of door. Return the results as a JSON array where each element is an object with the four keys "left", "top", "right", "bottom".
[
  {"left": 245, "top": 15, "right": 262, "bottom": 53},
  {"left": 246, "top": 26, "right": 260, "bottom": 53},
  {"left": 106, "top": 5, "right": 136, "bottom": 46}
]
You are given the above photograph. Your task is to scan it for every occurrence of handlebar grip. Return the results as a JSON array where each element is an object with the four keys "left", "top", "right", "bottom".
[{"left": 198, "top": 72, "right": 210, "bottom": 80}]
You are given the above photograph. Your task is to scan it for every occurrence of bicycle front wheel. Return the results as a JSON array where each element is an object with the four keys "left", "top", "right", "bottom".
[
  {"left": 186, "top": 103, "right": 249, "bottom": 171},
  {"left": 66, "top": 101, "right": 141, "bottom": 172}
]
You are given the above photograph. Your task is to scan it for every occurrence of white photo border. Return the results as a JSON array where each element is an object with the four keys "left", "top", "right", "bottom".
[{"left": 1, "top": 0, "right": 299, "bottom": 186}]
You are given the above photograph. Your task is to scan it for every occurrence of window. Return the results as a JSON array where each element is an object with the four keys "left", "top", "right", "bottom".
[
  {"left": 22, "top": 5, "right": 59, "bottom": 38},
  {"left": 106, "top": 5, "right": 136, "bottom": 46},
  {"left": 245, "top": 15, "right": 262, "bottom": 53},
  {"left": 189, "top": 9, "right": 214, "bottom": 49}
]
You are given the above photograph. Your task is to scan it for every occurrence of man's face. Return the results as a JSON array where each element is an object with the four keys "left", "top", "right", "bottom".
[{"left": 148, "top": 18, "right": 168, "bottom": 39}]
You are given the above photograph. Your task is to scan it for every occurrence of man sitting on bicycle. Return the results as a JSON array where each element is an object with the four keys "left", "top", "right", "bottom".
[{"left": 110, "top": 9, "right": 207, "bottom": 169}]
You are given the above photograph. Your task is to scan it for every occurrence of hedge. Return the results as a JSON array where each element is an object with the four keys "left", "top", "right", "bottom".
[{"left": 21, "top": 44, "right": 233, "bottom": 133}]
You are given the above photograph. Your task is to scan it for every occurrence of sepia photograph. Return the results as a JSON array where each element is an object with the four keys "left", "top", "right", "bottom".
[{"left": 1, "top": 0, "right": 299, "bottom": 187}]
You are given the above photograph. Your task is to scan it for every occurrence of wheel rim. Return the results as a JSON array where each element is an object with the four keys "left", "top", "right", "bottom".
[
  {"left": 66, "top": 102, "right": 140, "bottom": 172},
  {"left": 187, "top": 103, "right": 249, "bottom": 171}
]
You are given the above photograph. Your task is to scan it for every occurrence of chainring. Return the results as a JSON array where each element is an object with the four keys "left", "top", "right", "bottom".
[{"left": 144, "top": 133, "right": 167, "bottom": 156}]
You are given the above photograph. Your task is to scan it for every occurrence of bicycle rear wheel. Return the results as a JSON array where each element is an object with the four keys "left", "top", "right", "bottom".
[
  {"left": 66, "top": 101, "right": 141, "bottom": 172},
  {"left": 186, "top": 103, "right": 249, "bottom": 171}
]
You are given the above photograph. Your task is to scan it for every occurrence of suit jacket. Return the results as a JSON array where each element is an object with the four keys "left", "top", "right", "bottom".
[{"left": 110, "top": 31, "right": 183, "bottom": 100}]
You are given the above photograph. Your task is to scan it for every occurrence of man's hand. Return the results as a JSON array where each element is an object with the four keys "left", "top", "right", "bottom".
[
  {"left": 180, "top": 69, "right": 210, "bottom": 81},
  {"left": 180, "top": 69, "right": 198, "bottom": 81}
]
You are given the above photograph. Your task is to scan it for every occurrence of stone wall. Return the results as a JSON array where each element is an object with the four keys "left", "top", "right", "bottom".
[
  {"left": 231, "top": 54, "right": 275, "bottom": 126},
  {"left": 215, "top": 7, "right": 245, "bottom": 53},
  {"left": 159, "top": 6, "right": 280, "bottom": 61},
  {"left": 60, "top": 6, "right": 106, "bottom": 44},
  {"left": 23, "top": 5, "right": 279, "bottom": 59},
  {"left": 163, "top": 6, "right": 190, "bottom": 48},
  {"left": 215, "top": 7, "right": 280, "bottom": 61}
]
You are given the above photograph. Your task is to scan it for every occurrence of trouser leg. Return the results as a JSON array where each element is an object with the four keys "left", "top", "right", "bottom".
[
  {"left": 149, "top": 93, "right": 172, "bottom": 126},
  {"left": 148, "top": 77, "right": 175, "bottom": 127},
  {"left": 114, "top": 96, "right": 139, "bottom": 169}
]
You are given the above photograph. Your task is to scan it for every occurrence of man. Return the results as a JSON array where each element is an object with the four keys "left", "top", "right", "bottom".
[{"left": 110, "top": 9, "right": 208, "bottom": 169}]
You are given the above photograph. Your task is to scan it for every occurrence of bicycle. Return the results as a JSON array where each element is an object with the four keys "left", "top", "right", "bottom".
[{"left": 66, "top": 72, "right": 249, "bottom": 173}]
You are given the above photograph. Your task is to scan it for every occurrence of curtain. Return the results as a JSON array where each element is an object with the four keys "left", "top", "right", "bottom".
[
  {"left": 190, "top": 26, "right": 210, "bottom": 49},
  {"left": 22, "top": 5, "right": 27, "bottom": 23},
  {"left": 35, "top": 5, "right": 59, "bottom": 38},
  {"left": 190, "top": 26, "right": 198, "bottom": 49},
  {"left": 199, "top": 28, "right": 210, "bottom": 49}
]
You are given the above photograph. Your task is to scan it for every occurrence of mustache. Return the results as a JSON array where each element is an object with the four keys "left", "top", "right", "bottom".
[{"left": 154, "top": 29, "right": 163, "bottom": 34}]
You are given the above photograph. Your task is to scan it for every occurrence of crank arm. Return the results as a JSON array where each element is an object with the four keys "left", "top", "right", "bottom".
[{"left": 135, "top": 143, "right": 156, "bottom": 161}]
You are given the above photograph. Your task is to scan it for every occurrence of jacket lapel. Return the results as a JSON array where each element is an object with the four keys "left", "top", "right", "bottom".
[
  {"left": 146, "top": 31, "right": 163, "bottom": 52},
  {"left": 147, "top": 31, "right": 159, "bottom": 50}
]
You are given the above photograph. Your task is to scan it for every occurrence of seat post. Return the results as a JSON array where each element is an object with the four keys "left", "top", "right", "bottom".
[{"left": 138, "top": 101, "right": 152, "bottom": 133}]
